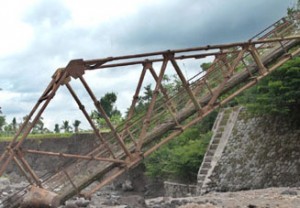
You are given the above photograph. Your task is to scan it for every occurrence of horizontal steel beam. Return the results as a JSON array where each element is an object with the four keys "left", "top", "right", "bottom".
[
  {"left": 23, "top": 149, "right": 126, "bottom": 164},
  {"left": 83, "top": 35, "right": 300, "bottom": 69}
]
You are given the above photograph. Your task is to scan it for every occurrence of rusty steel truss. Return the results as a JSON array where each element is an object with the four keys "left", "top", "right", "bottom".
[{"left": 1, "top": 15, "right": 300, "bottom": 207}]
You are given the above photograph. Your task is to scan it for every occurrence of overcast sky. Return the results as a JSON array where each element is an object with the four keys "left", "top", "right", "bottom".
[{"left": 0, "top": 0, "right": 295, "bottom": 131}]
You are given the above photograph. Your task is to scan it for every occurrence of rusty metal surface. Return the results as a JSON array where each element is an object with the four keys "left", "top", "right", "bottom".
[{"left": 0, "top": 14, "right": 300, "bottom": 207}]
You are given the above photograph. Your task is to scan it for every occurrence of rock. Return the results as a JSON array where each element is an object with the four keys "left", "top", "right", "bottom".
[
  {"left": 122, "top": 180, "right": 134, "bottom": 192},
  {"left": 65, "top": 201, "right": 79, "bottom": 208},
  {"left": 75, "top": 197, "right": 90, "bottom": 207},
  {"left": 0, "top": 178, "right": 10, "bottom": 191},
  {"left": 1, "top": 192, "right": 8, "bottom": 196},
  {"left": 171, "top": 199, "right": 182, "bottom": 206},
  {"left": 281, "top": 189, "right": 298, "bottom": 196},
  {"left": 119, "top": 195, "right": 147, "bottom": 208},
  {"left": 179, "top": 203, "right": 218, "bottom": 208},
  {"left": 102, "top": 198, "right": 120, "bottom": 206}
]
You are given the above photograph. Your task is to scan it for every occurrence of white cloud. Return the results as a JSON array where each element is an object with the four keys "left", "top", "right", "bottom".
[
  {"left": 0, "top": 0, "right": 293, "bottom": 131},
  {"left": 63, "top": 0, "right": 165, "bottom": 29},
  {"left": 0, "top": 0, "right": 35, "bottom": 57}
]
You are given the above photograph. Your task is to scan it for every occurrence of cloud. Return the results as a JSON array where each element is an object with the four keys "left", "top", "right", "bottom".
[
  {"left": 0, "top": 0, "right": 294, "bottom": 130},
  {"left": 0, "top": 0, "right": 35, "bottom": 57},
  {"left": 110, "top": 0, "right": 291, "bottom": 51}
]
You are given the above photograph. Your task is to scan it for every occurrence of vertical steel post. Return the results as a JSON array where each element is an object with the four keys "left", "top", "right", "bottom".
[
  {"left": 120, "top": 63, "right": 149, "bottom": 143},
  {"left": 148, "top": 66, "right": 177, "bottom": 112},
  {"left": 136, "top": 55, "right": 169, "bottom": 151},
  {"left": 126, "top": 63, "right": 149, "bottom": 121},
  {"left": 169, "top": 55, "right": 202, "bottom": 112},
  {"left": 248, "top": 45, "right": 268, "bottom": 75},
  {"left": 148, "top": 66, "right": 180, "bottom": 127},
  {"left": 207, "top": 49, "right": 246, "bottom": 106}
]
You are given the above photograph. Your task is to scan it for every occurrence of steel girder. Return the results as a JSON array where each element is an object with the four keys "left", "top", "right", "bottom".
[{"left": 1, "top": 15, "right": 300, "bottom": 207}]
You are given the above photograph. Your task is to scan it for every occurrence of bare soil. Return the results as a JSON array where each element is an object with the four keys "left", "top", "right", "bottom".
[{"left": 145, "top": 187, "right": 300, "bottom": 208}]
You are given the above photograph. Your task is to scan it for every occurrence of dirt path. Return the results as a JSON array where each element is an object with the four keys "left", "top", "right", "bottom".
[
  {"left": 146, "top": 187, "right": 300, "bottom": 208},
  {"left": 2, "top": 176, "right": 299, "bottom": 208}
]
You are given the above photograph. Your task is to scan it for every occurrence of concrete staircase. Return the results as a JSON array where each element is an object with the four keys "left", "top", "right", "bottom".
[{"left": 197, "top": 107, "right": 241, "bottom": 194}]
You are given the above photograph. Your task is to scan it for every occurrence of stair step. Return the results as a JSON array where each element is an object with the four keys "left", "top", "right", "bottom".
[
  {"left": 210, "top": 144, "right": 218, "bottom": 150},
  {"left": 202, "top": 162, "right": 211, "bottom": 169},
  {"left": 206, "top": 150, "right": 214, "bottom": 156},
  {"left": 215, "top": 132, "right": 222, "bottom": 138},
  {"left": 198, "top": 175, "right": 206, "bottom": 181},
  {"left": 199, "top": 168, "right": 209, "bottom": 175},
  {"left": 217, "top": 125, "right": 226, "bottom": 130},
  {"left": 212, "top": 138, "right": 220, "bottom": 144},
  {"left": 204, "top": 156, "right": 213, "bottom": 162}
]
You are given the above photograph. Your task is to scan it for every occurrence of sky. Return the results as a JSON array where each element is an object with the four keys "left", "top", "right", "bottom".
[{"left": 0, "top": 0, "right": 295, "bottom": 131}]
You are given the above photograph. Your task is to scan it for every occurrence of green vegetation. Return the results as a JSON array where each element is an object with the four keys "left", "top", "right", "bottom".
[
  {"left": 200, "top": 62, "right": 212, "bottom": 71},
  {"left": 0, "top": 132, "right": 73, "bottom": 142},
  {"left": 0, "top": 116, "right": 5, "bottom": 132},
  {"left": 73, "top": 120, "right": 81, "bottom": 133},
  {"left": 145, "top": 111, "right": 217, "bottom": 183},
  {"left": 61, "top": 120, "right": 73, "bottom": 133},
  {"left": 287, "top": 0, "right": 300, "bottom": 16},
  {"left": 235, "top": 57, "right": 300, "bottom": 123},
  {"left": 0, "top": 92, "right": 121, "bottom": 140},
  {"left": 91, "top": 92, "right": 122, "bottom": 128},
  {"left": 145, "top": 40, "right": 300, "bottom": 182}
]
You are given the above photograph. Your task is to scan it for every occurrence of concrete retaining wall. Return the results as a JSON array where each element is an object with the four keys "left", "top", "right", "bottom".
[
  {"left": 206, "top": 110, "right": 300, "bottom": 192},
  {"left": 0, "top": 133, "right": 101, "bottom": 182}
]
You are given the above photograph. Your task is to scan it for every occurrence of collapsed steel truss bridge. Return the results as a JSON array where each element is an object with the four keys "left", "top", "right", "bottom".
[{"left": 1, "top": 14, "right": 300, "bottom": 207}]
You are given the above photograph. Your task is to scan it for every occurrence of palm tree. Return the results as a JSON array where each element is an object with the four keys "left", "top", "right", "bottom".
[
  {"left": 54, "top": 124, "right": 60, "bottom": 133},
  {"left": 61, "top": 120, "right": 72, "bottom": 133},
  {"left": 73, "top": 120, "right": 81, "bottom": 133},
  {"left": 12, "top": 117, "right": 17, "bottom": 133}
]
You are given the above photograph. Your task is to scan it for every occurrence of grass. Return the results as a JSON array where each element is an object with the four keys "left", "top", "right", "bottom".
[
  {"left": 0, "top": 128, "right": 110, "bottom": 142},
  {"left": 0, "top": 133, "right": 73, "bottom": 142},
  {"left": 0, "top": 129, "right": 111, "bottom": 142},
  {"left": 0, "top": 120, "right": 118, "bottom": 143}
]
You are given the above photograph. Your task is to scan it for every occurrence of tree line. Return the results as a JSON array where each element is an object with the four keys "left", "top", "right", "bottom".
[
  {"left": 0, "top": 91, "right": 123, "bottom": 135},
  {"left": 0, "top": 115, "right": 83, "bottom": 135}
]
